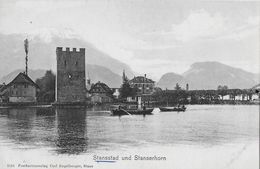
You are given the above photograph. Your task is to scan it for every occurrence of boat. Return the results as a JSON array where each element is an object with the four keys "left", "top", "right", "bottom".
[
  {"left": 159, "top": 106, "right": 186, "bottom": 112},
  {"left": 111, "top": 108, "right": 154, "bottom": 116}
]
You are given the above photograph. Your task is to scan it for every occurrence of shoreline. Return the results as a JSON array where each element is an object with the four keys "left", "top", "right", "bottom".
[{"left": 0, "top": 101, "right": 258, "bottom": 109}]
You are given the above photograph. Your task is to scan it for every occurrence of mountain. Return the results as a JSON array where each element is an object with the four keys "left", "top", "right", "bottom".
[
  {"left": 157, "top": 73, "right": 186, "bottom": 90},
  {"left": 157, "top": 61, "right": 259, "bottom": 90},
  {"left": 0, "top": 33, "right": 134, "bottom": 80},
  {"left": 0, "top": 64, "right": 122, "bottom": 88},
  {"left": 183, "top": 62, "right": 258, "bottom": 89},
  {"left": 87, "top": 64, "right": 121, "bottom": 88},
  {"left": 254, "top": 74, "right": 260, "bottom": 83}
]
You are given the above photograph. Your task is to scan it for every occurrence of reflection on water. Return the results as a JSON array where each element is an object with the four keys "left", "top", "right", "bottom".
[
  {"left": 0, "top": 108, "right": 56, "bottom": 148},
  {"left": 5, "top": 108, "right": 37, "bottom": 144},
  {"left": 56, "top": 108, "right": 87, "bottom": 154},
  {"left": 0, "top": 105, "right": 258, "bottom": 155}
]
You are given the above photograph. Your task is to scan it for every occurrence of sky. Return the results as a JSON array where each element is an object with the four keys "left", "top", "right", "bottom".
[{"left": 0, "top": 0, "right": 259, "bottom": 79}]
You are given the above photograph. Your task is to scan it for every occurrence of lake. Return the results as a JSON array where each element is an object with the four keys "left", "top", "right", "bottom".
[{"left": 0, "top": 105, "right": 258, "bottom": 169}]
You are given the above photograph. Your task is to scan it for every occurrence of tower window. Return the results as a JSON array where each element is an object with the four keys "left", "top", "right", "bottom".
[
  {"left": 75, "top": 61, "right": 78, "bottom": 66},
  {"left": 64, "top": 60, "right": 67, "bottom": 67}
]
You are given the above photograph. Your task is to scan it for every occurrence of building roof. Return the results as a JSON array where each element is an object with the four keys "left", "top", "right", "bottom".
[
  {"left": 251, "top": 84, "right": 260, "bottom": 90},
  {"left": 129, "top": 76, "right": 154, "bottom": 84},
  {"left": 0, "top": 84, "right": 6, "bottom": 94},
  {"left": 6, "top": 72, "right": 39, "bottom": 88},
  {"left": 89, "top": 81, "right": 112, "bottom": 94}
]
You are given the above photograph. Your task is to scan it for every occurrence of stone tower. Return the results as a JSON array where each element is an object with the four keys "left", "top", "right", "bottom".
[{"left": 56, "top": 47, "right": 86, "bottom": 103}]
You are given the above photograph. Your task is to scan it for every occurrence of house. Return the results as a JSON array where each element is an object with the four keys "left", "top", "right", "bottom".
[
  {"left": 89, "top": 81, "right": 113, "bottom": 103},
  {"left": 111, "top": 88, "right": 120, "bottom": 99},
  {"left": 0, "top": 72, "right": 39, "bottom": 102},
  {"left": 128, "top": 74, "right": 155, "bottom": 102},
  {"left": 129, "top": 74, "right": 155, "bottom": 95},
  {"left": 251, "top": 84, "right": 260, "bottom": 102}
]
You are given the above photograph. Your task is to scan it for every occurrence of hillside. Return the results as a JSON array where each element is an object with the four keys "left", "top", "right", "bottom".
[
  {"left": 0, "top": 64, "right": 122, "bottom": 88},
  {"left": 157, "top": 62, "right": 259, "bottom": 90},
  {"left": 157, "top": 72, "right": 186, "bottom": 90},
  {"left": 0, "top": 33, "right": 134, "bottom": 80}
]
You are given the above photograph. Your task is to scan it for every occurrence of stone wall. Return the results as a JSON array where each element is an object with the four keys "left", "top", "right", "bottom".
[{"left": 56, "top": 47, "right": 86, "bottom": 103}]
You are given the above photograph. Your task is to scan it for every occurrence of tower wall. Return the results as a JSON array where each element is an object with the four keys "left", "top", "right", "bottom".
[{"left": 56, "top": 47, "right": 86, "bottom": 103}]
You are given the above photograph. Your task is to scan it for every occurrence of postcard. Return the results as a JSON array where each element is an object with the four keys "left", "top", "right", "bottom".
[{"left": 0, "top": 0, "right": 259, "bottom": 169}]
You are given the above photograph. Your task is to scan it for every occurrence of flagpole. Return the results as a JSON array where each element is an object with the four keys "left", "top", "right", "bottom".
[{"left": 24, "top": 39, "right": 29, "bottom": 75}]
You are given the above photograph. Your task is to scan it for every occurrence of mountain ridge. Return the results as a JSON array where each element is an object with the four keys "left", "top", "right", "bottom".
[
  {"left": 158, "top": 61, "right": 259, "bottom": 90},
  {"left": 0, "top": 33, "right": 134, "bottom": 80},
  {"left": 1, "top": 61, "right": 259, "bottom": 90},
  {"left": 0, "top": 64, "right": 122, "bottom": 88}
]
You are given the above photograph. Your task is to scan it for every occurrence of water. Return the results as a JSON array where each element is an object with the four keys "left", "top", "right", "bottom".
[{"left": 0, "top": 105, "right": 258, "bottom": 169}]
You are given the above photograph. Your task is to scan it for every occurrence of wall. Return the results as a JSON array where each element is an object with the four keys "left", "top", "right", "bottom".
[
  {"left": 127, "top": 96, "right": 137, "bottom": 102},
  {"left": 252, "top": 94, "right": 259, "bottom": 100},
  {"left": 8, "top": 84, "right": 37, "bottom": 102},
  {"left": 91, "top": 93, "right": 112, "bottom": 103},
  {"left": 130, "top": 82, "right": 155, "bottom": 95}
]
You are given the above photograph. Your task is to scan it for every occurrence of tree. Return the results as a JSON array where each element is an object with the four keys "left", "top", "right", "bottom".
[
  {"left": 36, "top": 70, "right": 56, "bottom": 103},
  {"left": 217, "top": 85, "right": 228, "bottom": 90},
  {"left": 217, "top": 85, "right": 228, "bottom": 100},
  {"left": 174, "top": 83, "right": 181, "bottom": 90},
  {"left": 119, "top": 71, "right": 136, "bottom": 99}
]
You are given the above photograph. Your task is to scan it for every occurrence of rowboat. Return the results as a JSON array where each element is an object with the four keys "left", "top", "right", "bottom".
[
  {"left": 159, "top": 106, "right": 186, "bottom": 112},
  {"left": 111, "top": 108, "right": 154, "bottom": 116}
]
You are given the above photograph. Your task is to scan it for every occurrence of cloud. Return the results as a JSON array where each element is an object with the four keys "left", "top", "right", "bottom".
[
  {"left": 171, "top": 9, "right": 226, "bottom": 42},
  {"left": 247, "top": 15, "right": 259, "bottom": 25},
  {"left": 146, "top": 9, "right": 259, "bottom": 43},
  {"left": 130, "top": 9, "right": 259, "bottom": 76},
  {"left": 0, "top": 0, "right": 259, "bottom": 78}
]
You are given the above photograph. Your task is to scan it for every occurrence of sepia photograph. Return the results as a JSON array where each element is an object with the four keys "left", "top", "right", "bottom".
[{"left": 0, "top": 0, "right": 259, "bottom": 169}]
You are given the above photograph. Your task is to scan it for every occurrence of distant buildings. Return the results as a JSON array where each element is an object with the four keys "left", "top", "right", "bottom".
[
  {"left": 219, "top": 84, "right": 259, "bottom": 102},
  {"left": 0, "top": 72, "right": 39, "bottom": 102},
  {"left": 251, "top": 84, "right": 260, "bottom": 102},
  {"left": 89, "top": 81, "right": 114, "bottom": 103}
]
